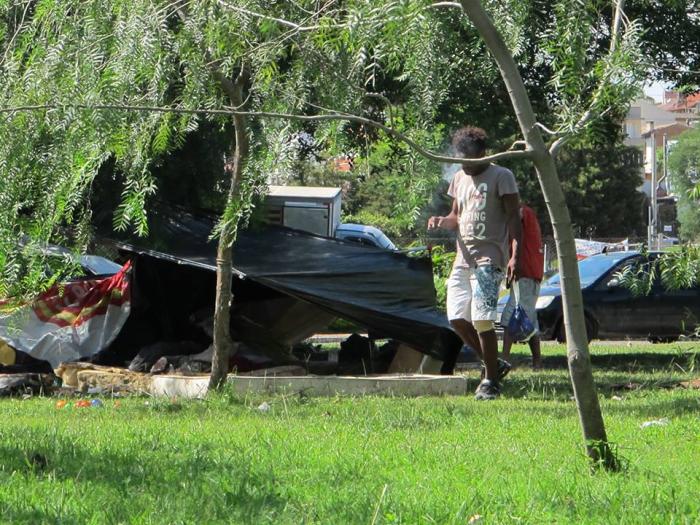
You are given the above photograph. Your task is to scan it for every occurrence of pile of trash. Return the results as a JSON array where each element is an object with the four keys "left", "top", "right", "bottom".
[{"left": 0, "top": 333, "right": 405, "bottom": 397}]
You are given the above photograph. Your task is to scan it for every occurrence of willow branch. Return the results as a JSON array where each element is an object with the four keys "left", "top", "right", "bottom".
[
  {"left": 534, "top": 122, "right": 562, "bottom": 136},
  {"left": 549, "top": 106, "right": 612, "bottom": 157},
  {"left": 661, "top": 66, "right": 700, "bottom": 75},
  {"left": 364, "top": 92, "right": 395, "bottom": 127},
  {"left": 429, "top": 2, "right": 463, "bottom": 8},
  {"left": 549, "top": 111, "right": 591, "bottom": 158},
  {"left": 548, "top": 136, "right": 567, "bottom": 158},
  {"left": 0, "top": 1, "right": 33, "bottom": 69},
  {"left": 215, "top": 0, "right": 345, "bottom": 31},
  {"left": 217, "top": 0, "right": 463, "bottom": 36},
  {"left": 156, "top": 0, "right": 193, "bottom": 18},
  {"left": 508, "top": 140, "right": 527, "bottom": 150},
  {"left": 610, "top": 0, "right": 626, "bottom": 53},
  {"left": 0, "top": 103, "right": 534, "bottom": 165},
  {"left": 549, "top": 1, "right": 629, "bottom": 158}
]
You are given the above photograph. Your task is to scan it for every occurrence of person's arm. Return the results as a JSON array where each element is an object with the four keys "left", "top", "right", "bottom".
[
  {"left": 503, "top": 193, "right": 521, "bottom": 285},
  {"left": 428, "top": 198, "right": 459, "bottom": 230}
]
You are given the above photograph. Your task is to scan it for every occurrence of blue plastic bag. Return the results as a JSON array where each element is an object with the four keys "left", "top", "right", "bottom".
[
  {"left": 506, "top": 281, "right": 536, "bottom": 342},
  {"left": 507, "top": 305, "right": 536, "bottom": 342}
]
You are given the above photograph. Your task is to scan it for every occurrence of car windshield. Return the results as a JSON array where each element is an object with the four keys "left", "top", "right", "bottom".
[
  {"left": 79, "top": 255, "right": 122, "bottom": 276},
  {"left": 546, "top": 254, "right": 634, "bottom": 288},
  {"left": 375, "top": 233, "right": 397, "bottom": 251}
]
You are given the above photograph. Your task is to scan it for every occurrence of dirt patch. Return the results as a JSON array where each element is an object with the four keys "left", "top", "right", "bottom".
[{"left": 679, "top": 378, "right": 700, "bottom": 389}]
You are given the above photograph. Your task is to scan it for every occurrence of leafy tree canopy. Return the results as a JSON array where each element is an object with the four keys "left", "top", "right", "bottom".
[
  {"left": 627, "top": 0, "right": 700, "bottom": 89},
  {"left": 0, "top": 0, "right": 646, "bottom": 297}
]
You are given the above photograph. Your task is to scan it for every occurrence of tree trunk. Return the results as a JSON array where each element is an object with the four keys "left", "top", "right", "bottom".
[
  {"left": 460, "top": 0, "right": 618, "bottom": 469},
  {"left": 208, "top": 76, "right": 249, "bottom": 390}
]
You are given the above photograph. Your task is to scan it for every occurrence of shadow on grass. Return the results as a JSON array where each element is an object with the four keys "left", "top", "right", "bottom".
[
  {"left": 494, "top": 362, "right": 700, "bottom": 417},
  {"left": 0, "top": 435, "right": 287, "bottom": 524},
  {"left": 0, "top": 507, "right": 89, "bottom": 525},
  {"left": 602, "top": 396, "right": 700, "bottom": 418},
  {"left": 523, "top": 351, "right": 700, "bottom": 372},
  {"left": 486, "top": 375, "right": 700, "bottom": 420}
]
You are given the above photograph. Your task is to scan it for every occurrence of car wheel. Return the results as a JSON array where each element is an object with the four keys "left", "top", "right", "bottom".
[{"left": 556, "top": 316, "right": 596, "bottom": 344}]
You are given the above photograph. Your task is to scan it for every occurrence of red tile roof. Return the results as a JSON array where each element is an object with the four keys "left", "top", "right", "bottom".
[
  {"left": 660, "top": 92, "right": 700, "bottom": 112},
  {"left": 641, "top": 122, "right": 691, "bottom": 138}
]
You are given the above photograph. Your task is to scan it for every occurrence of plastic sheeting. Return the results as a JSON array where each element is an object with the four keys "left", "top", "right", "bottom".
[
  {"left": 99, "top": 205, "right": 461, "bottom": 362},
  {"left": 0, "top": 264, "right": 131, "bottom": 368}
]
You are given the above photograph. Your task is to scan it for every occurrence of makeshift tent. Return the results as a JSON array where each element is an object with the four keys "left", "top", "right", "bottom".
[{"left": 98, "top": 205, "right": 461, "bottom": 365}]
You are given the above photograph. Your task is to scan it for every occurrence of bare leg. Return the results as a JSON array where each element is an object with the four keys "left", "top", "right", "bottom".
[
  {"left": 502, "top": 330, "right": 513, "bottom": 362},
  {"left": 528, "top": 335, "right": 542, "bottom": 369},
  {"left": 478, "top": 329, "right": 499, "bottom": 381},
  {"left": 449, "top": 318, "right": 483, "bottom": 359}
]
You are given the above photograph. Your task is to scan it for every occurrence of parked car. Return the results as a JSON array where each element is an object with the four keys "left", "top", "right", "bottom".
[
  {"left": 334, "top": 224, "right": 398, "bottom": 251},
  {"left": 76, "top": 254, "right": 123, "bottom": 277},
  {"left": 659, "top": 235, "right": 680, "bottom": 248},
  {"left": 497, "top": 251, "right": 700, "bottom": 342},
  {"left": 24, "top": 240, "right": 122, "bottom": 279}
]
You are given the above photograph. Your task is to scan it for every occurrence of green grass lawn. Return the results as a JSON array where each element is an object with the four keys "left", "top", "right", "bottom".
[{"left": 1, "top": 342, "right": 699, "bottom": 524}]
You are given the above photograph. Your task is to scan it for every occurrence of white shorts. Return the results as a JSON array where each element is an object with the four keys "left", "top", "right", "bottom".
[
  {"left": 446, "top": 265, "right": 504, "bottom": 322},
  {"left": 500, "top": 278, "right": 541, "bottom": 333}
]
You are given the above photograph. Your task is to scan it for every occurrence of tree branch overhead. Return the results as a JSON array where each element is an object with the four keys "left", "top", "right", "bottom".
[{"left": 0, "top": 103, "right": 533, "bottom": 165}]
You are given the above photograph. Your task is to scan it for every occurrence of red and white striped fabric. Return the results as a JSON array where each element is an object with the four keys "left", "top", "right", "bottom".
[{"left": 0, "top": 262, "right": 131, "bottom": 368}]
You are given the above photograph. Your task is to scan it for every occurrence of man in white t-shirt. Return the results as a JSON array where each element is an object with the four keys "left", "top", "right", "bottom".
[{"left": 428, "top": 126, "right": 522, "bottom": 400}]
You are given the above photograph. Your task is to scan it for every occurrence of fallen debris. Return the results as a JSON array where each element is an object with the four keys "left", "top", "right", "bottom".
[
  {"left": 57, "top": 362, "right": 131, "bottom": 388},
  {"left": 610, "top": 382, "right": 643, "bottom": 391},
  {"left": 679, "top": 378, "right": 700, "bottom": 389},
  {"left": 128, "top": 341, "right": 209, "bottom": 373},
  {"left": 640, "top": 418, "right": 670, "bottom": 429},
  {"left": 0, "top": 373, "right": 54, "bottom": 397},
  {"left": 56, "top": 362, "right": 153, "bottom": 394}
]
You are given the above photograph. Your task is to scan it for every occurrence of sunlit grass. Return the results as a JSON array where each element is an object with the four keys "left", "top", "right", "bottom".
[{"left": 1, "top": 342, "right": 699, "bottom": 524}]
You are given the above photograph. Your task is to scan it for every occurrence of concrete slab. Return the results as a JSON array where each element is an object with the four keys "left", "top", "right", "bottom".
[
  {"left": 151, "top": 375, "right": 209, "bottom": 399},
  {"left": 151, "top": 373, "right": 470, "bottom": 399}
]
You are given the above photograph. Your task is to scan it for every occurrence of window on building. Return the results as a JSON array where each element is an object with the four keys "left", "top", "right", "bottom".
[{"left": 626, "top": 122, "right": 640, "bottom": 138}]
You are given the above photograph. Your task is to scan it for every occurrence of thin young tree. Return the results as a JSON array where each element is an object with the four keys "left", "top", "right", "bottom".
[{"left": 456, "top": 0, "right": 640, "bottom": 468}]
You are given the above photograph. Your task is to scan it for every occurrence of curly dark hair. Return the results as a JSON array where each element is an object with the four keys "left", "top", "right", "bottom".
[{"left": 451, "top": 126, "right": 488, "bottom": 157}]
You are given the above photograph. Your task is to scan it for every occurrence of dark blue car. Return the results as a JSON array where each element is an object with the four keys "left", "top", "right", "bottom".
[{"left": 497, "top": 251, "right": 700, "bottom": 342}]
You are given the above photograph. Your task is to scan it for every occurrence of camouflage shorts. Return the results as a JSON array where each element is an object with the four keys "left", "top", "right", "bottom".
[{"left": 446, "top": 264, "right": 504, "bottom": 322}]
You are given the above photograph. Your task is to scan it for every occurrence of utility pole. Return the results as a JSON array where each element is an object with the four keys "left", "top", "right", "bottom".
[
  {"left": 658, "top": 134, "right": 669, "bottom": 250},
  {"left": 663, "top": 134, "right": 669, "bottom": 194},
  {"left": 648, "top": 126, "right": 657, "bottom": 249}
]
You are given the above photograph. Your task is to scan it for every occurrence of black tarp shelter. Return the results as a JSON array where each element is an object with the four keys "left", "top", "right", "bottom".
[{"left": 98, "top": 205, "right": 461, "bottom": 365}]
